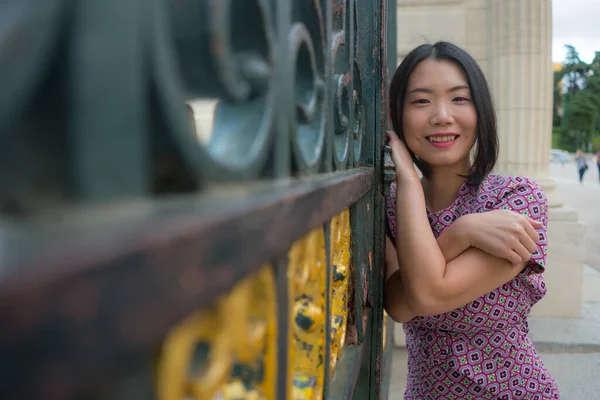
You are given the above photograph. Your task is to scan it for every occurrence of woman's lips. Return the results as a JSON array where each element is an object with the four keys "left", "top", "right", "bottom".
[{"left": 425, "top": 134, "right": 459, "bottom": 149}]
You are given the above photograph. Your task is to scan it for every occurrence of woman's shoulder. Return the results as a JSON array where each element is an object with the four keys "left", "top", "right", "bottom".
[
  {"left": 477, "top": 174, "right": 547, "bottom": 210},
  {"left": 479, "top": 173, "right": 543, "bottom": 192}
]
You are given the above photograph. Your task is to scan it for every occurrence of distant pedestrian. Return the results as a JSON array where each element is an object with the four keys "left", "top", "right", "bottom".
[
  {"left": 575, "top": 149, "right": 588, "bottom": 183},
  {"left": 596, "top": 150, "right": 600, "bottom": 183}
]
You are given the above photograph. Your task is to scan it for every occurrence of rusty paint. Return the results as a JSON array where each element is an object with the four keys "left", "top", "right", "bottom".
[
  {"left": 345, "top": 324, "right": 359, "bottom": 345},
  {"left": 362, "top": 271, "right": 369, "bottom": 305},
  {"left": 343, "top": 71, "right": 351, "bottom": 85},
  {"left": 288, "top": 228, "right": 326, "bottom": 399},
  {"left": 332, "top": 0, "right": 346, "bottom": 31},
  {"left": 361, "top": 310, "right": 368, "bottom": 337},
  {"left": 156, "top": 265, "right": 276, "bottom": 400},
  {"left": 329, "top": 210, "right": 351, "bottom": 376}
]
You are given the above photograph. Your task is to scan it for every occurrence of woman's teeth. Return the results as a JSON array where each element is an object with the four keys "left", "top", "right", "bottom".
[{"left": 427, "top": 136, "right": 458, "bottom": 142}]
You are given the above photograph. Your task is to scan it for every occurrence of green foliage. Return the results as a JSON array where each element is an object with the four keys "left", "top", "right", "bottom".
[
  {"left": 593, "top": 134, "right": 600, "bottom": 153},
  {"left": 552, "top": 127, "right": 561, "bottom": 149},
  {"left": 554, "top": 45, "right": 600, "bottom": 152},
  {"left": 553, "top": 71, "right": 563, "bottom": 127}
]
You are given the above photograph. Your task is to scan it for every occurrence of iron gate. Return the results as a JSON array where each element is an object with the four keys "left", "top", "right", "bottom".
[{"left": 0, "top": 0, "right": 397, "bottom": 398}]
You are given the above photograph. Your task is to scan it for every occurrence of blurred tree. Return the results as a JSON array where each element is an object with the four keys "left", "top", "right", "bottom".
[
  {"left": 553, "top": 70, "right": 564, "bottom": 126},
  {"left": 555, "top": 46, "right": 600, "bottom": 151}
]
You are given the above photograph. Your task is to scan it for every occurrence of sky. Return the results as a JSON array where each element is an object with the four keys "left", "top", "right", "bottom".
[{"left": 552, "top": 0, "right": 600, "bottom": 63}]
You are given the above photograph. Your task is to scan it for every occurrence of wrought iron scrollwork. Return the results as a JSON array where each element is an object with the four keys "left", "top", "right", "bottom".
[
  {"left": 289, "top": 1, "right": 327, "bottom": 172},
  {"left": 151, "top": 0, "right": 276, "bottom": 180},
  {"left": 0, "top": 0, "right": 375, "bottom": 213}
]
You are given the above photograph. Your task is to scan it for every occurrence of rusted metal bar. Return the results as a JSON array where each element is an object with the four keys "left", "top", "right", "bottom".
[{"left": 0, "top": 167, "right": 372, "bottom": 400}]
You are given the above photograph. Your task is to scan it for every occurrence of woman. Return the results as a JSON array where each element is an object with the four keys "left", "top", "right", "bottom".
[
  {"left": 384, "top": 42, "right": 560, "bottom": 399},
  {"left": 575, "top": 149, "right": 588, "bottom": 183}
]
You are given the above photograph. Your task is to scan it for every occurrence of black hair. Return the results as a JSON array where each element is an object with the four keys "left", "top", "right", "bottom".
[{"left": 388, "top": 41, "right": 498, "bottom": 185}]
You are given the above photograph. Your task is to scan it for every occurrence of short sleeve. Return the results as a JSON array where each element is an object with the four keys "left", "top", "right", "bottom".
[{"left": 490, "top": 177, "right": 549, "bottom": 273}]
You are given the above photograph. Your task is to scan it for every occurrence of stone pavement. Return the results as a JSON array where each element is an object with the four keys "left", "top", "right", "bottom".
[{"left": 389, "top": 161, "right": 600, "bottom": 399}]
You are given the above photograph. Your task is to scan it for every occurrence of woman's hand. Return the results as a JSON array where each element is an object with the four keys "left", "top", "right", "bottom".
[
  {"left": 458, "top": 210, "right": 543, "bottom": 265},
  {"left": 386, "top": 130, "right": 420, "bottom": 185}
]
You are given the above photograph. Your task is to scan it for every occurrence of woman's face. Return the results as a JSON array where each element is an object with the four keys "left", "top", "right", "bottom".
[{"left": 402, "top": 58, "right": 477, "bottom": 172}]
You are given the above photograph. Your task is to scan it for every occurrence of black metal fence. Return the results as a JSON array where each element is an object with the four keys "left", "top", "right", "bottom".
[{"left": 0, "top": 0, "right": 396, "bottom": 398}]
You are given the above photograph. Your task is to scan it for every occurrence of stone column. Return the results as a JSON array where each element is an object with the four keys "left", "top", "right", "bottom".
[{"left": 489, "top": 0, "right": 585, "bottom": 318}]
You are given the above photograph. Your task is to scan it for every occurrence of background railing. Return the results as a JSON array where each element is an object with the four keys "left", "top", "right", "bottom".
[{"left": 0, "top": 0, "right": 396, "bottom": 398}]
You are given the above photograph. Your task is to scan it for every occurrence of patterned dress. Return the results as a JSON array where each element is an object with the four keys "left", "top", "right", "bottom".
[{"left": 386, "top": 174, "right": 560, "bottom": 400}]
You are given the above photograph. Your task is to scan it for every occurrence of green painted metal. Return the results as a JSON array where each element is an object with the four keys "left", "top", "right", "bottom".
[{"left": 0, "top": 0, "right": 397, "bottom": 398}]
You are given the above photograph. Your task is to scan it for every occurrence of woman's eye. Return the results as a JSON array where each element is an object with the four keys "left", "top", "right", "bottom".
[
  {"left": 413, "top": 99, "right": 430, "bottom": 104},
  {"left": 453, "top": 97, "right": 470, "bottom": 102}
]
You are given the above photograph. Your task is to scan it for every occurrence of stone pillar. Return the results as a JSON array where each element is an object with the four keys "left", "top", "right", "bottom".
[
  {"left": 488, "top": 0, "right": 585, "bottom": 318},
  {"left": 489, "top": 0, "right": 551, "bottom": 180}
]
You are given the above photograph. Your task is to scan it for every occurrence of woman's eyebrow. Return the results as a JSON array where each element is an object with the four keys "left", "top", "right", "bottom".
[
  {"left": 448, "top": 85, "right": 470, "bottom": 92},
  {"left": 407, "top": 85, "right": 470, "bottom": 94},
  {"left": 407, "top": 87, "right": 432, "bottom": 94}
]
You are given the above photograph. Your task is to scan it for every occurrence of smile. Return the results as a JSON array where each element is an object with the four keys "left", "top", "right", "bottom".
[
  {"left": 425, "top": 134, "right": 459, "bottom": 148},
  {"left": 427, "top": 135, "right": 458, "bottom": 142}
]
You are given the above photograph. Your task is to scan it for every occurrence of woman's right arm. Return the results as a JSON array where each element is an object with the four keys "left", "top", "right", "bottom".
[{"left": 384, "top": 236, "right": 415, "bottom": 323}]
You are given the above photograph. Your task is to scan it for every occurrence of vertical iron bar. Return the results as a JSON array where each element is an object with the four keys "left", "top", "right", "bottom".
[
  {"left": 323, "top": 220, "right": 332, "bottom": 397},
  {"left": 387, "top": 0, "right": 397, "bottom": 86},
  {"left": 275, "top": 257, "right": 290, "bottom": 400},
  {"left": 324, "top": 0, "right": 333, "bottom": 173},
  {"left": 274, "top": 0, "right": 291, "bottom": 178},
  {"left": 70, "top": 0, "right": 148, "bottom": 201},
  {"left": 382, "top": 2, "right": 396, "bottom": 399},
  {"left": 369, "top": 0, "right": 388, "bottom": 397}
]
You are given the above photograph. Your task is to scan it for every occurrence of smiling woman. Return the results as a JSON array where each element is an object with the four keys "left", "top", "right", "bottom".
[
  {"left": 402, "top": 60, "right": 477, "bottom": 172},
  {"left": 384, "top": 42, "right": 560, "bottom": 399},
  {"left": 389, "top": 44, "right": 498, "bottom": 190}
]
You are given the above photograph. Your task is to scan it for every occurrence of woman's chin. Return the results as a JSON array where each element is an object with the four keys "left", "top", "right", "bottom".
[{"left": 419, "top": 155, "right": 470, "bottom": 171}]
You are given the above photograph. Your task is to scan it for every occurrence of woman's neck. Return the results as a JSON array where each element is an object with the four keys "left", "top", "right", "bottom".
[{"left": 422, "top": 166, "right": 469, "bottom": 213}]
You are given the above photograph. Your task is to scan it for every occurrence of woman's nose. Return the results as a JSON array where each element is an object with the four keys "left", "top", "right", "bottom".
[{"left": 431, "top": 104, "right": 453, "bottom": 125}]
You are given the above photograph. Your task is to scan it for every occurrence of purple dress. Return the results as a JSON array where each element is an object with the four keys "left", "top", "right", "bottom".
[{"left": 386, "top": 174, "right": 560, "bottom": 399}]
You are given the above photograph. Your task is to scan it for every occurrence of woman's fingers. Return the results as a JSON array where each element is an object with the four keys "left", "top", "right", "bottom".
[
  {"left": 513, "top": 244, "right": 531, "bottom": 265},
  {"left": 525, "top": 216, "right": 543, "bottom": 228},
  {"left": 523, "top": 221, "right": 541, "bottom": 246},
  {"left": 387, "top": 131, "right": 406, "bottom": 159},
  {"left": 386, "top": 130, "right": 400, "bottom": 142},
  {"left": 516, "top": 219, "right": 539, "bottom": 256},
  {"left": 521, "top": 234, "right": 539, "bottom": 255},
  {"left": 506, "top": 250, "right": 524, "bottom": 265},
  {"left": 386, "top": 131, "right": 420, "bottom": 183}
]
